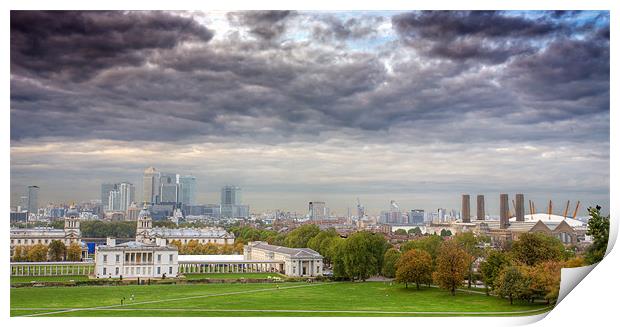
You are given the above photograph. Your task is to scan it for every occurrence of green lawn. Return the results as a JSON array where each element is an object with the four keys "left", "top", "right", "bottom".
[
  {"left": 10, "top": 281, "right": 551, "bottom": 317},
  {"left": 11, "top": 275, "right": 90, "bottom": 283},
  {"left": 182, "top": 273, "right": 284, "bottom": 280}
]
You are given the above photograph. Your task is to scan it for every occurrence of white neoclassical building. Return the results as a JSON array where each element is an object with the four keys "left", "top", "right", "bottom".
[
  {"left": 10, "top": 205, "right": 86, "bottom": 257},
  {"left": 94, "top": 238, "right": 178, "bottom": 279},
  {"left": 244, "top": 241, "right": 323, "bottom": 277},
  {"left": 135, "top": 205, "right": 234, "bottom": 245}
]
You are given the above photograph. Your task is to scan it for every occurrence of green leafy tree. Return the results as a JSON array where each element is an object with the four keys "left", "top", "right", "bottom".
[
  {"left": 408, "top": 227, "right": 422, "bottom": 236},
  {"left": 511, "top": 232, "right": 565, "bottom": 266},
  {"left": 479, "top": 250, "right": 511, "bottom": 295},
  {"left": 401, "top": 234, "right": 444, "bottom": 265},
  {"left": 264, "top": 232, "right": 286, "bottom": 246},
  {"left": 308, "top": 228, "right": 338, "bottom": 253},
  {"left": 341, "top": 231, "right": 384, "bottom": 281},
  {"left": 308, "top": 229, "right": 341, "bottom": 265},
  {"left": 27, "top": 244, "right": 48, "bottom": 262},
  {"left": 494, "top": 266, "right": 530, "bottom": 304},
  {"left": 284, "top": 224, "right": 320, "bottom": 248},
  {"left": 229, "top": 226, "right": 279, "bottom": 245},
  {"left": 367, "top": 232, "right": 390, "bottom": 273},
  {"left": 454, "top": 232, "right": 484, "bottom": 288},
  {"left": 381, "top": 248, "right": 401, "bottom": 278},
  {"left": 396, "top": 249, "right": 433, "bottom": 289},
  {"left": 50, "top": 220, "right": 65, "bottom": 229},
  {"left": 80, "top": 221, "right": 136, "bottom": 238},
  {"left": 330, "top": 238, "right": 348, "bottom": 279},
  {"left": 394, "top": 229, "right": 408, "bottom": 236},
  {"left": 66, "top": 242, "right": 82, "bottom": 261},
  {"left": 153, "top": 220, "right": 177, "bottom": 228},
  {"left": 433, "top": 240, "right": 471, "bottom": 295},
  {"left": 528, "top": 261, "right": 562, "bottom": 304},
  {"left": 12, "top": 245, "right": 28, "bottom": 262},
  {"left": 440, "top": 229, "right": 452, "bottom": 237},
  {"left": 585, "top": 205, "right": 610, "bottom": 264},
  {"left": 48, "top": 240, "right": 67, "bottom": 261}
]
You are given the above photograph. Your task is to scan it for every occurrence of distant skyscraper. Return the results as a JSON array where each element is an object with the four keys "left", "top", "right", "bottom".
[
  {"left": 159, "top": 172, "right": 179, "bottom": 204},
  {"left": 437, "top": 208, "right": 447, "bottom": 223},
  {"left": 221, "top": 185, "right": 248, "bottom": 218},
  {"left": 178, "top": 175, "right": 197, "bottom": 206},
  {"left": 18, "top": 195, "right": 28, "bottom": 212},
  {"left": 462, "top": 194, "right": 471, "bottom": 223},
  {"left": 388, "top": 200, "right": 402, "bottom": 224},
  {"left": 101, "top": 183, "right": 117, "bottom": 210},
  {"left": 409, "top": 209, "right": 425, "bottom": 225},
  {"left": 26, "top": 185, "right": 39, "bottom": 214},
  {"left": 500, "top": 193, "right": 510, "bottom": 229},
  {"left": 108, "top": 189, "right": 121, "bottom": 211},
  {"left": 308, "top": 201, "right": 326, "bottom": 220},
  {"left": 476, "top": 195, "right": 485, "bottom": 220},
  {"left": 221, "top": 185, "right": 241, "bottom": 206},
  {"left": 118, "top": 182, "right": 135, "bottom": 212},
  {"left": 356, "top": 198, "right": 365, "bottom": 218},
  {"left": 515, "top": 193, "right": 525, "bottom": 222},
  {"left": 143, "top": 167, "right": 160, "bottom": 204}
]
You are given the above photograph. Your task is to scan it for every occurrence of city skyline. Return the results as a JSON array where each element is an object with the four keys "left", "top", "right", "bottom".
[{"left": 10, "top": 11, "right": 610, "bottom": 215}]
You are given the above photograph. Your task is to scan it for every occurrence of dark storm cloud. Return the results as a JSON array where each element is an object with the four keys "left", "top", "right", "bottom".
[
  {"left": 392, "top": 11, "right": 566, "bottom": 63},
  {"left": 9, "top": 11, "right": 610, "bottom": 147},
  {"left": 11, "top": 11, "right": 214, "bottom": 81},
  {"left": 503, "top": 27, "right": 609, "bottom": 124},
  {"left": 226, "top": 10, "right": 295, "bottom": 41}
]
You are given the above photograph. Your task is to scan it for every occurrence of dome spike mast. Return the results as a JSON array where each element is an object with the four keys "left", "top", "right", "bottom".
[
  {"left": 563, "top": 200, "right": 571, "bottom": 220},
  {"left": 572, "top": 201, "right": 581, "bottom": 218}
]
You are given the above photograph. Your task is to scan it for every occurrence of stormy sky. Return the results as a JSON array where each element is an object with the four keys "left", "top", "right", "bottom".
[{"left": 10, "top": 10, "right": 610, "bottom": 216}]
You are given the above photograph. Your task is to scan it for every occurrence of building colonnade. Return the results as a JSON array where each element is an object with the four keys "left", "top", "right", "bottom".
[
  {"left": 178, "top": 261, "right": 282, "bottom": 274},
  {"left": 10, "top": 262, "right": 94, "bottom": 276}
]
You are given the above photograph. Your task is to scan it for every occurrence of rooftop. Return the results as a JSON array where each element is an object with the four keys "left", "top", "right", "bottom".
[
  {"left": 150, "top": 227, "right": 233, "bottom": 238},
  {"left": 97, "top": 240, "right": 176, "bottom": 251},
  {"left": 249, "top": 241, "right": 323, "bottom": 259}
]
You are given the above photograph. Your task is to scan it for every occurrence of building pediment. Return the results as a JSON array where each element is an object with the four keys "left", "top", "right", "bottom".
[{"left": 528, "top": 220, "right": 552, "bottom": 233}]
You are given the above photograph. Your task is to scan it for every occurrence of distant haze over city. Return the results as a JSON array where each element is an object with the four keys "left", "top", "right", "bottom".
[{"left": 10, "top": 11, "right": 609, "bottom": 215}]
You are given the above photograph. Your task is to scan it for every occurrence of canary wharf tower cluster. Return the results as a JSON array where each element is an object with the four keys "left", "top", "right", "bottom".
[{"left": 10, "top": 11, "right": 609, "bottom": 220}]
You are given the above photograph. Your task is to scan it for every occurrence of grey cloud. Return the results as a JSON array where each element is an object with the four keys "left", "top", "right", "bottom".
[
  {"left": 10, "top": 11, "right": 610, "bottom": 149},
  {"left": 226, "top": 10, "right": 295, "bottom": 41},
  {"left": 392, "top": 11, "right": 566, "bottom": 63},
  {"left": 312, "top": 15, "right": 384, "bottom": 42},
  {"left": 11, "top": 11, "right": 214, "bottom": 81}
]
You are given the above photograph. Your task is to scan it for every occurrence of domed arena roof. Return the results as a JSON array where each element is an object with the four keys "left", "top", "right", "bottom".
[{"left": 509, "top": 213, "right": 585, "bottom": 227}]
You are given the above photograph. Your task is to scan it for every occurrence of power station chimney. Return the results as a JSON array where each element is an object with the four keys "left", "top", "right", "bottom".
[
  {"left": 500, "top": 193, "right": 510, "bottom": 229},
  {"left": 462, "top": 194, "right": 471, "bottom": 223},
  {"left": 476, "top": 195, "right": 485, "bottom": 220},
  {"left": 515, "top": 194, "right": 525, "bottom": 222}
]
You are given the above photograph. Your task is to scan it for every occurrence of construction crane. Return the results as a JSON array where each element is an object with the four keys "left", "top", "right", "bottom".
[{"left": 572, "top": 201, "right": 581, "bottom": 218}]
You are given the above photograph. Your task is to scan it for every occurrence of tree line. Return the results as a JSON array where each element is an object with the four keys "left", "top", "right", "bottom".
[{"left": 12, "top": 241, "right": 82, "bottom": 262}]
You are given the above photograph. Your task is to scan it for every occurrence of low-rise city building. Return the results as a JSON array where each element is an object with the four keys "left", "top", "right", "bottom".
[
  {"left": 10, "top": 204, "right": 87, "bottom": 257},
  {"left": 135, "top": 205, "right": 235, "bottom": 245}
]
